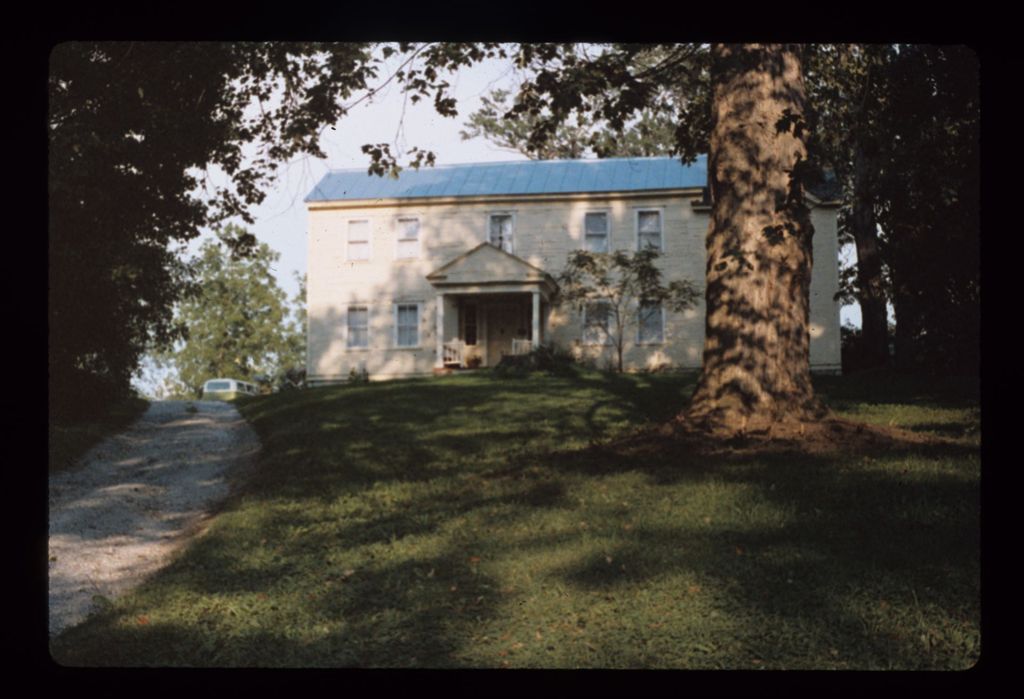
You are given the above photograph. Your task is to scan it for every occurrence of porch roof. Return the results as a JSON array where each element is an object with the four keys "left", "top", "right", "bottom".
[{"left": 426, "top": 243, "right": 558, "bottom": 298}]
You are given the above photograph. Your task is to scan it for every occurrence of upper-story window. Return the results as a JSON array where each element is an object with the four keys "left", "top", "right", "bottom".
[
  {"left": 347, "top": 220, "right": 371, "bottom": 261},
  {"left": 396, "top": 217, "right": 420, "bottom": 259},
  {"left": 584, "top": 212, "right": 609, "bottom": 253},
  {"left": 636, "top": 210, "right": 663, "bottom": 251},
  {"left": 489, "top": 213, "right": 514, "bottom": 254}
]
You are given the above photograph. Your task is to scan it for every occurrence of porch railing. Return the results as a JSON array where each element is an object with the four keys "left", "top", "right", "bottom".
[
  {"left": 511, "top": 338, "right": 532, "bottom": 356},
  {"left": 442, "top": 340, "right": 465, "bottom": 366}
]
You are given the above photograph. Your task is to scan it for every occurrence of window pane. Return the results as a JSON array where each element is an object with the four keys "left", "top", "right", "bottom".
[
  {"left": 398, "top": 218, "right": 419, "bottom": 240},
  {"left": 348, "top": 241, "right": 370, "bottom": 260},
  {"left": 585, "top": 212, "right": 607, "bottom": 235},
  {"left": 397, "top": 327, "right": 415, "bottom": 346},
  {"left": 489, "top": 215, "right": 513, "bottom": 251},
  {"left": 397, "top": 305, "right": 419, "bottom": 346},
  {"left": 584, "top": 302, "right": 610, "bottom": 344},
  {"left": 348, "top": 220, "right": 369, "bottom": 241},
  {"left": 638, "top": 211, "right": 660, "bottom": 233},
  {"left": 638, "top": 211, "right": 661, "bottom": 250},
  {"left": 348, "top": 221, "right": 370, "bottom": 259},
  {"left": 397, "top": 305, "right": 417, "bottom": 325},
  {"left": 349, "top": 327, "right": 368, "bottom": 347},
  {"left": 638, "top": 232, "right": 661, "bottom": 250},
  {"left": 639, "top": 304, "right": 663, "bottom": 344},
  {"left": 348, "top": 307, "right": 368, "bottom": 348},
  {"left": 585, "top": 234, "right": 609, "bottom": 253},
  {"left": 584, "top": 213, "right": 608, "bottom": 252},
  {"left": 397, "top": 239, "right": 418, "bottom": 259}
]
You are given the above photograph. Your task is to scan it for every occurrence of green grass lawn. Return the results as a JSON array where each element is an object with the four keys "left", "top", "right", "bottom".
[
  {"left": 49, "top": 369, "right": 979, "bottom": 669},
  {"left": 49, "top": 396, "right": 150, "bottom": 474}
]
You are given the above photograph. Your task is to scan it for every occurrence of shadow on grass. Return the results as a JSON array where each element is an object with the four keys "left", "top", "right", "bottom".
[{"left": 51, "top": 371, "right": 979, "bottom": 668}]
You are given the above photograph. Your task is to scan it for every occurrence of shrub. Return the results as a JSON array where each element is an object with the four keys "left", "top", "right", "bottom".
[{"left": 492, "top": 344, "right": 581, "bottom": 378}]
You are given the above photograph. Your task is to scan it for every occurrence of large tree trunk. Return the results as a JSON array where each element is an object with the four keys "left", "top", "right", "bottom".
[
  {"left": 684, "top": 44, "right": 827, "bottom": 435},
  {"left": 850, "top": 141, "right": 890, "bottom": 368}
]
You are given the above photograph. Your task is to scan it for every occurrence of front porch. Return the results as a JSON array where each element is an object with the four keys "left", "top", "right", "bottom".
[
  {"left": 427, "top": 243, "right": 558, "bottom": 370},
  {"left": 438, "top": 293, "right": 546, "bottom": 369}
]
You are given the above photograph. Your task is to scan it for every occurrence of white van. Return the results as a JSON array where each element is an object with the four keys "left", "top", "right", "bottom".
[{"left": 201, "top": 378, "right": 259, "bottom": 400}]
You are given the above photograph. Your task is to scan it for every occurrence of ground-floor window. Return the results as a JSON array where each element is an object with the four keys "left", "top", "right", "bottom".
[
  {"left": 637, "top": 303, "right": 664, "bottom": 344},
  {"left": 583, "top": 301, "right": 612, "bottom": 345},
  {"left": 395, "top": 303, "right": 420, "bottom": 347},
  {"left": 347, "top": 306, "right": 369, "bottom": 348}
]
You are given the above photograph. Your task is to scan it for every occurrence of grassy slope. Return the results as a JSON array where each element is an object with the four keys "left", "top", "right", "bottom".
[
  {"left": 49, "top": 396, "right": 150, "bottom": 474},
  {"left": 50, "top": 370, "right": 979, "bottom": 669}
]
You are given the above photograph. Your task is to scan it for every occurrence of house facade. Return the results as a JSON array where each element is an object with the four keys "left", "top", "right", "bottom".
[{"left": 304, "top": 156, "right": 842, "bottom": 384}]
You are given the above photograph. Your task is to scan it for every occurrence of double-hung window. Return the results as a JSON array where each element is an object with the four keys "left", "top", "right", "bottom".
[
  {"left": 488, "top": 213, "right": 514, "bottom": 254},
  {"left": 395, "top": 303, "right": 420, "bottom": 348},
  {"left": 347, "top": 220, "right": 371, "bottom": 261},
  {"left": 396, "top": 217, "right": 420, "bottom": 259},
  {"left": 637, "top": 303, "right": 664, "bottom": 344},
  {"left": 636, "top": 210, "right": 663, "bottom": 251},
  {"left": 347, "top": 306, "right": 369, "bottom": 348},
  {"left": 583, "top": 301, "right": 612, "bottom": 346},
  {"left": 584, "top": 212, "right": 609, "bottom": 253}
]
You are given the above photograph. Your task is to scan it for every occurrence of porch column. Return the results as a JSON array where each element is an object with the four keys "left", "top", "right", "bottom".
[
  {"left": 435, "top": 292, "right": 445, "bottom": 368},
  {"left": 532, "top": 290, "right": 541, "bottom": 349}
]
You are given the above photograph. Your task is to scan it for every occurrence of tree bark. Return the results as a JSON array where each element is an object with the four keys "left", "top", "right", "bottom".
[
  {"left": 684, "top": 44, "right": 827, "bottom": 434},
  {"left": 850, "top": 141, "right": 890, "bottom": 368}
]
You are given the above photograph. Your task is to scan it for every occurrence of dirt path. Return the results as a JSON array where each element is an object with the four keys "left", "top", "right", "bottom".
[{"left": 48, "top": 400, "right": 260, "bottom": 637}]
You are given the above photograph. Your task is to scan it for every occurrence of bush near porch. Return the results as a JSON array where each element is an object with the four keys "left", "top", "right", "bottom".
[{"left": 50, "top": 370, "right": 979, "bottom": 669}]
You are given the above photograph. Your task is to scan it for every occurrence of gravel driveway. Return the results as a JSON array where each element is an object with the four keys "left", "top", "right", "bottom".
[{"left": 48, "top": 400, "right": 260, "bottom": 637}]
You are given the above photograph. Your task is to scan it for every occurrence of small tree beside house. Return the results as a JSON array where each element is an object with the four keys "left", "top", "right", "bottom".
[{"left": 556, "top": 249, "right": 700, "bottom": 372}]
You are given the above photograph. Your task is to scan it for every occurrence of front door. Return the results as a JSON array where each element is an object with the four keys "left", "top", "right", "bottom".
[{"left": 485, "top": 303, "right": 520, "bottom": 366}]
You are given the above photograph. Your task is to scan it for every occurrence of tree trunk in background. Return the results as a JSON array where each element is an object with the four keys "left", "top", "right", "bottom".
[
  {"left": 850, "top": 142, "right": 890, "bottom": 368},
  {"left": 684, "top": 44, "right": 826, "bottom": 434}
]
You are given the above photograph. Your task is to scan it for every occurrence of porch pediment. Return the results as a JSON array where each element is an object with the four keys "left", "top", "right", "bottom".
[{"left": 426, "top": 243, "right": 558, "bottom": 297}]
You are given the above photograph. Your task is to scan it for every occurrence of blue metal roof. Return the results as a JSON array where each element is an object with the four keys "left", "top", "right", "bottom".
[{"left": 305, "top": 156, "right": 708, "bottom": 203}]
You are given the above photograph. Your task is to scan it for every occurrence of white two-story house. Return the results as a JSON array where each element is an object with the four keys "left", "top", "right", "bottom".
[{"left": 304, "top": 156, "right": 842, "bottom": 384}]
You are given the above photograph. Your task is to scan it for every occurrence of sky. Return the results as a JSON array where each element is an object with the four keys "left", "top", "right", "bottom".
[{"left": 134, "top": 47, "right": 860, "bottom": 394}]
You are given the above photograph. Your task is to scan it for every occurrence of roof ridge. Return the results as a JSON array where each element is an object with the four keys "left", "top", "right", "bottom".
[{"left": 325, "top": 155, "right": 700, "bottom": 174}]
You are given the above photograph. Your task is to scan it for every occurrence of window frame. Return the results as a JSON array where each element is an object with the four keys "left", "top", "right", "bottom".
[
  {"left": 393, "top": 302, "right": 422, "bottom": 349},
  {"left": 487, "top": 211, "right": 516, "bottom": 255},
  {"left": 582, "top": 209, "right": 611, "bottom": 253},
  {"left": 394, "top": 215, "right": 421, "bottom": 260},
  {"left": 346, "top": 305, "right": 370, "bottom": 350},
  {"left": 582, "top": 299, "right": 614, "bottom": 346},
  {"left": 636, "top": 302, "right": 666, "bottom": 346},
  {"left": 346, "top": 219, "right": 372, "bottom": 262},
  {"left": 634, "top": 208, "right": 665, "bottom": 253}
]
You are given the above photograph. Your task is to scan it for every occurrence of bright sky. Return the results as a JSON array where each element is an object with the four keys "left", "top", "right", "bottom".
[{"left": 134, "top": 47, "right": 860, "bottom": 394}]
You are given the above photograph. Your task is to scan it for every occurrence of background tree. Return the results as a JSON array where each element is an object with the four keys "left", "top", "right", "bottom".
[
  {"left": 49, "top": 41, "right": 381, "bottom": 417},
  {"left": 460, "top": 87, "right": 678, "bottom": 159},
  {"left": 804, "top": 44, "right": 979, "bottom": 375},
  {"left": 162, "top": 226, "right": 304, "bottom": 397},
  {"left": 874, "top": 44, "right": 979, "bottom": 375},
  {"left": 556, "top": 249, "right": 700, "bottom": 372}
]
